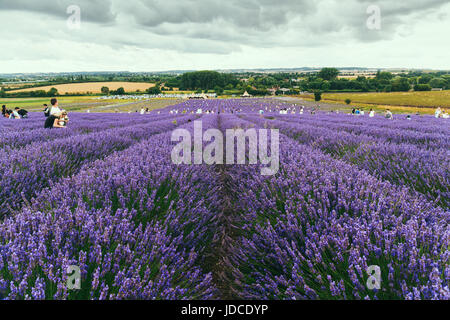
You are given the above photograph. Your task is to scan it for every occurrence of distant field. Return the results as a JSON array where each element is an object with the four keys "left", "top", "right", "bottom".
[
  {"left": 8, "top": 82, "right": 156, "bottom": 94},
  {"left": 0, "top": 96, "right": 183, "bottom": 113},
  {"left": 0, "top": 96, "right": 134, "bottom": 111},
  {"left": 316, "top": 91, "right": 450, "bottom": 108}
]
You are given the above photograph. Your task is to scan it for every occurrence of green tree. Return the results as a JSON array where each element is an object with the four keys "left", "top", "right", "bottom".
[
  {"left": 214, "top": 86, "right": 224, "bottom": 95},
  {"left": 101, "top": 86, "right": 110, "bottom": 95},
  {"left": 321, "top": 81, "right": 331, "bottom": 91},
  {"left": 429, "top": 78, "right": 446, "bottom": 88},
  {"left": 314, "top": 91, "right": 322, "bottom": 102},
  {"left": 414, "top": 84, "right": 432, "bottom": 91},
  {"left": 318, "top": 68, "right": 339, "bottom": 81},
  {"left": 345, "top": 99, "right": 352, "bottom": 105},
  {"left": 376, "top": 71, "right": 394, "bottom": 81},
  {"left": 418, "top": 74, "right": 433, "bottom": 84},
  {"left": 114, "top": 87, "right": 125, "bottom": 95},
  {"left": 391, "top": 77, "right": 411, "bottom": 92},
  {"left": 147, "top": 86, "right": 161, "bottom": 95},
  {"left": 47, "top": 87, "right": 58, "bottom": 97}
]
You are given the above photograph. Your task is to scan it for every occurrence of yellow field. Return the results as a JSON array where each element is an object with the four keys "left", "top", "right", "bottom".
[
  {"left": 320, "top": 91, "right": 450, "bottom": 108},
  {"left": 8, "top": 82, "right": 156, "bottom": 94}
]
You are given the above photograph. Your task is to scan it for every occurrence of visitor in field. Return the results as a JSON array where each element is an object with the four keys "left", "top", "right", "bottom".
[
  {"left": 17, "top": 108, "right": 28, "bottom": 119},
  {"left": 385, "top": 109, "right": 393, "bottom": 120},
  {"left": 406, "top": 115, "right": 412, "bottom": 120},
  {"left": 1, "top": 105, "right": 6, "bottom": 117},
  {"left": 49, "top": 98, "right": 62, "bottom": 116},
  {"left": 10, "top": 108, "right": 22, "bottom": 119},
  {"left": 435, "top": 107, "right": 442, "bottom": 118},
  {"left": 140, "top": 108, "right": 145, "bottom": 115},
  {"left": 44, "top": 112, "right": 66, "bottom": 129},
  {"left": 43, "top": 104, "right": 50, "bottom": 117},
  {"left": 352, "top": 108, "right": 356, "bottom": 115},
  {"left": 442, "top": 110, "right": 449, "bottom": 119},
  {"left": 369, "top": 109, "right": 375, "bottom": 117},
  {"left": 58, "top": 111, "right": 69, "bottom": 127}
]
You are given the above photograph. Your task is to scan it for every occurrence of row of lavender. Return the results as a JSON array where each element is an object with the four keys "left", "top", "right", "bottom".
[
  {"left": 0, "top": 113, "right": 181, "bottom": 150},
  {"left": 240, "top": 114, "right": 449, "bottom": 209},
  {"left": 217, "top": 114, "right": 448, "bottom": 300},
  {"left": 0, "top": 115, "right": 222, "bottom": 299},
  {"left": 0, "top": 113, "right": 196, "bottom": 217}
]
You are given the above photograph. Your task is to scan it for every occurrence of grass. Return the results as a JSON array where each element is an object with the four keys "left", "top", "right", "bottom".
[{"left": 0, "top": 96, "right": 183, "bottom": 113}]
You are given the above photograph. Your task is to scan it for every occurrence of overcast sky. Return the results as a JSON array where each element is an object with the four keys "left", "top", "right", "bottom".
[{"left": 1, "top": 0, "right": 449, "bottom": 73}]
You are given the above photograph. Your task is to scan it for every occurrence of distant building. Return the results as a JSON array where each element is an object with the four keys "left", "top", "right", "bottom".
[
  {"left": 268, "top": 88, "right": 277, "bottom": 95},
  {"left": 241, "top": 91, "right": 252, "bottom": 98}
]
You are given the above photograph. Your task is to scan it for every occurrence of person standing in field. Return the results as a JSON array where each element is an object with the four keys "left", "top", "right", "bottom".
[
  {"left": 49, "top": 98, "right": 62, "bottom": 116},
  {"left": 43, "top": 104, "right": 50, "bottom": 117},
  {"left": 369, "top": 109, "right": 375, "bottom": 117},
  {"left": 1, "top": 105, "right": 6, "bottom": 117}
]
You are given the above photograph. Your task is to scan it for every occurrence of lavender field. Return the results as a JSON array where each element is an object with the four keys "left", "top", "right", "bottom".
[{"left": 0, "top": 99, "right": 448, "bottom": 300}]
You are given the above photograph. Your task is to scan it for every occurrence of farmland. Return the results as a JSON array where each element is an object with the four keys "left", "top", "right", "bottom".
[
  {"left": 0, "top": 96, "right": 184, "bottom": 113},
  {"left": 7, "top": 82, "right": 156, "bottom": 94},
  {"left": 0, "top": 98, "right": 448, "bottom": 300},
  {"left": 298, "top": 90, "right": 450, "bottom": 113}
]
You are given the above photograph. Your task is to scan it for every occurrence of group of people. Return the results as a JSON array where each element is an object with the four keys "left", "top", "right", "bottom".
[
  {"left": 352, "top": 108, "right": 366, "bottom": 116},
  {"left": 352, "top": 107, "right": 398, "bottom": 120},
  {"left": 2, "top": 105, "right": 28, "bottom": 119},
  {"left": 43, "top": 99, "right": 69, "bottom": 129},
  {"left": 435, "top": 107, "right": 449, "bottom": 119}
]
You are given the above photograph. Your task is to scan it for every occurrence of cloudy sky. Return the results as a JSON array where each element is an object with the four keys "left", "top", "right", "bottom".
[{"left": 1, "top": 0, "right": 449, "bottom": 73}]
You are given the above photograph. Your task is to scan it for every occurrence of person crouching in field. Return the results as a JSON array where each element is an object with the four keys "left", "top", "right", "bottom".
[
  {"left": 58, "top": 111, "right": 69, "bottom": 127},
  {"left": 44, "top": 112, "right": 66, "bottom": 129},
  {"left": 17, "top": 108, "right": 28, "bottom": 118},
  {"left": 385, "top": 109, "right": 394, "bottom": 120}
]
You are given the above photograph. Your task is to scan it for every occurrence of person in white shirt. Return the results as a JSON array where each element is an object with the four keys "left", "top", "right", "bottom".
[
  {"left": 369, "top": 109, "right": 375, "bottom": 118},
  {"left": 49, "top": 98, "right": 62, "bottom": 116},
  {"left": 140, "top": 108, "right": 145, "bottom": 115},
  {"left": 435, "top": 107, "right": 442, "bottom": 118},
  {"left": 12, "top": 108, "right": 21, "bottom": 119}
]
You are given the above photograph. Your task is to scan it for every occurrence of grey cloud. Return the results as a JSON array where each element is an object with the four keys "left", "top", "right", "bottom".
[
  {"left": 116, "top": 0, "right": 449, "bottom": 50},
  {"left": 0, "top": 0, "right": 116, "bottom": 23},
  {"left": 0, "top": 0, "right": 449, "bottom": 72}
]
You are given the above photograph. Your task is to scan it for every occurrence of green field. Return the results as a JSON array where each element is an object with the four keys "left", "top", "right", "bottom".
[{"left": 0, "top": 96, "right": 183, "bottom": 113}]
